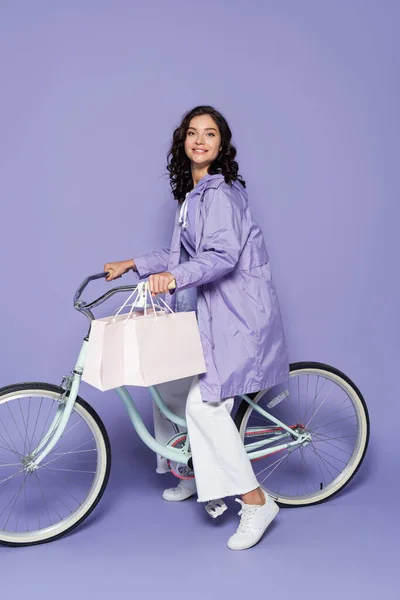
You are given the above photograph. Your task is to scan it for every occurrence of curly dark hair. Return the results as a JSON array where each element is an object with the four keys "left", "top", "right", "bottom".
[{"left": 166, "top": 105, "right": 246, "bottom": 204}]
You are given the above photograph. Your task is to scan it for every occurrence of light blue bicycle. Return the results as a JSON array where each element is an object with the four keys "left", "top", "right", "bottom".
[{"left": 0, "top": 273, "right": 370, "bottom": 546}]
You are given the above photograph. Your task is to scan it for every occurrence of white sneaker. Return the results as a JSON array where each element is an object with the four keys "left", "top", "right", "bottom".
[
  {"left": 227, "top": 491, "right": 279, "bottom": 550},
  {"left": 162, "top": 478, "right": 197, "bottom": 502}
]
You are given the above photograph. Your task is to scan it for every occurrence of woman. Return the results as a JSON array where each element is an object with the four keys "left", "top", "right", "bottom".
[{"left": 104, "top": 106, "right": 289, "bottom": 550}]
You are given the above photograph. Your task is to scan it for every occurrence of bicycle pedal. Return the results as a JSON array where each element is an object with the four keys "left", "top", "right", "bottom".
[{"left": 205, "top": 499, "right": 227, "bottom": 519}]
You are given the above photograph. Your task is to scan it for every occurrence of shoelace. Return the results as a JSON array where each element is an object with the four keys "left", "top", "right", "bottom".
[{"left": 235, "top": 499, "right": 259, "bottom": 533}]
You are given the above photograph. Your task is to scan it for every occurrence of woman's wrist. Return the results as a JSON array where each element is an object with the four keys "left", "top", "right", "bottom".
[{"left": 126, "top": 258, "right": 136, "bottom": 271}]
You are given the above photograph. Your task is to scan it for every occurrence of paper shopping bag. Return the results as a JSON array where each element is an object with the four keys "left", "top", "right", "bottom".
[
  {"left": 81, "top": 315, "right": 124, "bottom": 391},
  {"left": 82, "top": 310, "right": 206, "bottom": 391},
  {"left": 126, "top": 310, "right": 207, "bottom": 386}
]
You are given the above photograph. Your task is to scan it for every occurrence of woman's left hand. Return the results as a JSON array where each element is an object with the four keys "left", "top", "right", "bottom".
[{"left": 149, "top": 272, "right": 175, "bottom": 296}]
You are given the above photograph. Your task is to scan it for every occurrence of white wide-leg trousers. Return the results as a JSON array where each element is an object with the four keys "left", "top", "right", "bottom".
[{"left": 153, "top": 377, "right": 259, "bottom": 502}]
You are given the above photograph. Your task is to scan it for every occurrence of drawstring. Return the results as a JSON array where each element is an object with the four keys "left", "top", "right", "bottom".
[{"left": 179, "top": 193, "right": 189, "bottom": 229}]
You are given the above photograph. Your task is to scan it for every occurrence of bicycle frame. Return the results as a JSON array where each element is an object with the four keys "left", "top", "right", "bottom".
[
  {"left": 28, "top": 271, "right": 310, "bottom": 469},
  {"left": 29, "top": 340, "right": 309, "bottom": 470}
]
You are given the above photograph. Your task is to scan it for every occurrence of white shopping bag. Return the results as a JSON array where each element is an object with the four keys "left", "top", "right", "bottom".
[{"left": 82, "top": 283, "right": 207, "bottom": 391}]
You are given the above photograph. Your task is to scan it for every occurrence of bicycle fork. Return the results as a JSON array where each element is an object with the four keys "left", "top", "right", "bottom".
[{"left": 25, "top": 341, "right": 88, "bottom": 472}]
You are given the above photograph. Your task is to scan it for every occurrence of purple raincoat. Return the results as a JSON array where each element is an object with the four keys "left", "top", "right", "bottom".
[{"left": 134, "top": 174, "right": 289, "bottom": 403}]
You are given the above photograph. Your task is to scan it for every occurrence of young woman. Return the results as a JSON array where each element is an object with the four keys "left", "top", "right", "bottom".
[{"left": 104, "top": 106, "right": 289, "bottom": 550}]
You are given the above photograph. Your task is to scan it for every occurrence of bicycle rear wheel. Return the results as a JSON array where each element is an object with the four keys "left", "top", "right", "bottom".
[
  {"left": 235, "top": 362, "right": 369, "bottom": 507},
  {"left": 0, "top": 382, "right": 111, "bottom": 546}
]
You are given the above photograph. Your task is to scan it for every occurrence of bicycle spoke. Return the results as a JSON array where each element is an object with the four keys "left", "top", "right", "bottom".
[
  {"left": 45, "top": 469, "right": 82, "bottom": 506},
  {"left": 55, "top": 495, "right": 74, "bottom": 513},
  {"left": 309, "top": 443, "right": 328, "bottom": 488},
  {"left": 310, "top": 445, "right": 348, "bottom": 466},
  {"left": 307, "top": 376, "right": 327, "bottom": 426},
  {"left": 303, "top": 374, "right": 310, "bottom": 426},
  {"left": 3, "top": 474, "right": 28, "bottom": 530},
  {"left": 18, "top": 398, "right": 31, "bottom": 457},
  {"left": 36, "top": 400, "right": 57, "bottom": 454},
  {"left": 0, "top": 439, "right": 18, "bottom": 456},
  {"left": 34, "top": 475, "right": 64, "bottom": 522},
  {"left": 33, "top": 472, "right": 53, "bottom": 527},
  {"left": 313, "top": 432, "right": 357, "bottom": 441},
  {"left": 27, "top": 396, "right": 43, "bottom": 453},
  {"left": 297, "top": 375, "right": 300, "bottom": 419},
  {"left": 23, "top": 477, "right": 28, "bottom": 532},
  {"left": 286, "top": 385, "right": 302, "bottom": 425},
  {"left": 6, "top": 403, "right": 27, "bottom": 452},
  {"left": 305, "top": 385, "right": 336, "bottom": 429},
  {"left": 53, "top": 449, "right": 97, "bottom": 455},
  {"left": 306, "top": 396, "right": 353, "bottom": 427},
  {"left": 311, "top": 404, "right": 356, "bottom": 434},
  {"left": 312, "top": 414, "right": 357, "bottom": 435},
  {"left": 314, "top": 424, "right": 358, "bottom": 437},
  {"left": 37, "top": 418, "right": 84, "bottom": 461},
  {"left": 275, "top": 453, "right": 291, "bottom": 494},
  {"left": 0, "top": 418, "right": 22, "bottom": 458},
  {"left": 55, "top": 418, "right": 84, "bottom": 442},
  {"left": 32, "top": 409, "right": 65, "bottom": 454},
  {"left": 0, "top": 474, "right": 15, "bottom": 499},
  {"left": 257, "top": 453, "right": 290, "bottom": 484},
  {"left": 306, "top": 444, "right": 335, "bottom": 482},
  {"left": 0, "top": 469, "right": 24, "bottom": 487},
  {"left": 40, "top": 467, "right": 96, "bottom": 474},
  {"left": 40, "top": 439, "right": 96, "bottom": 468},
  {"left": 312, "top": 437, "right": 353, "bottom": 455},
  {"left": 309, "top": 443, "right": 342, "bottom": 474},
  {"left": 0, "top": 474, "right": 27, "bottom": 526},
  {"left": 297, "top": 447, "right": 309, "bottom": 496}
]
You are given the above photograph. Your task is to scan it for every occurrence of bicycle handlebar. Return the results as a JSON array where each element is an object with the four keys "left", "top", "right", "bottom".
[
  {"left": 73, "top": 272, "right": 109, "bottom": 307},
  {"left": 73, "top": 272, "right": 176, "bottom": 322}
]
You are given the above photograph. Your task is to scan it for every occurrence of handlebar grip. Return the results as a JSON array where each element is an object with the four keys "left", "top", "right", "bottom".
[{"left": 167, "top": 279, "right": 176, "bottom": 290}]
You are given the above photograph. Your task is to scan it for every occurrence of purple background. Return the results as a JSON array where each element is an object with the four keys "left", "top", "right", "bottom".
[{"left": 1, "top": 0, "right": 398, "bottom": 597}]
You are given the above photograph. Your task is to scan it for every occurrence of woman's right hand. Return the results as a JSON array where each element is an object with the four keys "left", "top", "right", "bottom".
[{"left": 104, "top": 259, "right": 135, "bottom": 282}]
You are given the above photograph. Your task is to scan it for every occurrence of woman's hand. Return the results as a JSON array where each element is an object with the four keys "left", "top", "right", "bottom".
[
  {"left": 104, "top": 259, "right": 135, "bottom": 282},
  {"left": 149, "top": 272, "right": 175, "bottom": 296}
]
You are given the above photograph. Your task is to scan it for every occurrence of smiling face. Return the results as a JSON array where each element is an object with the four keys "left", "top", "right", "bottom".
[{"left": 184, "top": 114, "right": 222, "bottom": 171}]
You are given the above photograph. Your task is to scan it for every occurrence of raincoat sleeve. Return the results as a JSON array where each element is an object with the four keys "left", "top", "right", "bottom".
[
  {"left": 134, "top": 248, "right": 170, "bottom": 278},
  {"left": 170, "top": 185, "right": 243, "bottom": 290}
]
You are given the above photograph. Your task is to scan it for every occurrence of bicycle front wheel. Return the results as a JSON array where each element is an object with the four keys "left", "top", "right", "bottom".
[
  {"left": 235, "top": 362, "right": 370, "bottom": 507},
  {"left": 0, "top": 382, "right": 111, "bottom": 546}
]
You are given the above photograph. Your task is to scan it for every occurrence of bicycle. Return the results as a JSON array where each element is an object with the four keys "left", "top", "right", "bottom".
[{"left": 0, "top": 273, "right": 370, "bottom": 546}]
